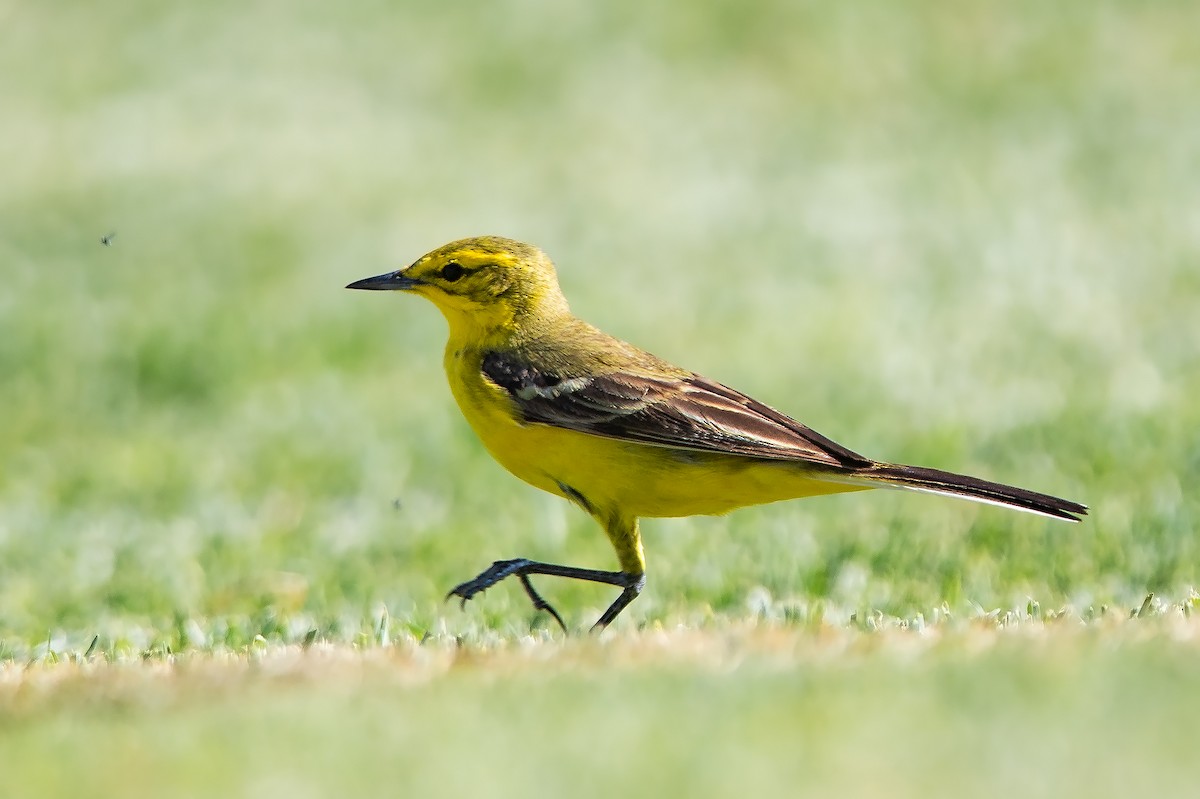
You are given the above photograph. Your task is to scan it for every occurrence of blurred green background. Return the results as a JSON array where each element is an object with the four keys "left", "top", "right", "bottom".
[
  {"left": 3, "top": 0, "right": 1200, "bottom": 796},
  {"left": 2, "top": 0, "right": 1198, "bottom": 646}
]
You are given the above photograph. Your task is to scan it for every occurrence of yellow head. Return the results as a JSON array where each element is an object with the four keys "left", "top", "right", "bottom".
[{"left": 347, "top": 236, "right": 570, "bottom": 341}]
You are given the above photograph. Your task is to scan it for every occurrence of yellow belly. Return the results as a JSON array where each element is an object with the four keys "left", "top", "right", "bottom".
[
  {"left": 446, "top": 349, "right": 868, "bottom": 518},
  {"left": 492, "top": 423, "right": 866, "bottom": 518}
]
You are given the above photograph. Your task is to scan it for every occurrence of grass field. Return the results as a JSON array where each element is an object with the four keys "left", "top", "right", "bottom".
[{"left": 2, "top": 0, "right": 1198, "bottom": 796}]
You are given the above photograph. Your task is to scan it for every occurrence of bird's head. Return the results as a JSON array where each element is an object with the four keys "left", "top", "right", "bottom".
[{"left": 347, "top": 236, "right": 570, "bottom": 340}]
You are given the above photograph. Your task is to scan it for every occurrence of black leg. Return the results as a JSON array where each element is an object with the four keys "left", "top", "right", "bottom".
[
  {"left": 591, "top": 573, "right": 645, "bottom": 631},
  {"left": 517, "top": 573, "right": 567, "bottom": 632},
  {"left": 446, "top": 558, "right": 645, "bottom": 631}
]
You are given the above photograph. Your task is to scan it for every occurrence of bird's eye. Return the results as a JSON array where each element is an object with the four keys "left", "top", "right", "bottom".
[{"left": 440, "top": 262, "right": 464, "bottom": 282}]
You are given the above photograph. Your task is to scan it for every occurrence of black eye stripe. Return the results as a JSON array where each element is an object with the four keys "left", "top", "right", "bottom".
[{"left": 441, "top": 262, "right": 465, "bottom": 282}]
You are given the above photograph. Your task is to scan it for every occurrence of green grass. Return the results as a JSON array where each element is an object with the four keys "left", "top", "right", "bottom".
[
  {"left": 3, "top": 618, "right": 1200, "bottom": 798},
  {"left": 1, "top": 0, "right": 1198, "bottom": 795}
]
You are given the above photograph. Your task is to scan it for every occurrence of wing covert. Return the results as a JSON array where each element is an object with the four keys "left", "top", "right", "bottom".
[{"left": 481, "top": 351, "right": 870, "bottom": 469}]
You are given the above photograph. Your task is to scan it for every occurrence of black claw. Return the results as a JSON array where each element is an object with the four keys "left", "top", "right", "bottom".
[
  {"left": 446, "top": 587, "right": 471, "bottom": 609},
  {"left": 544, "top": 609, "right": 567, "bottom": 632},
  {"left": 448, "top": 588, "right": 476, "bottom": 609}
]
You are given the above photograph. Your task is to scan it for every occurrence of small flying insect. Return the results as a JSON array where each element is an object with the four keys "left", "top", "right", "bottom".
[{"left": 101, "top": 232, "right": 116, "bottom": 246}]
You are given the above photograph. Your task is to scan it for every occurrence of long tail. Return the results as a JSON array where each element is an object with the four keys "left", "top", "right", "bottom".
[{"left": 837, "top": 462, "right": 1088, "bottom": 522}]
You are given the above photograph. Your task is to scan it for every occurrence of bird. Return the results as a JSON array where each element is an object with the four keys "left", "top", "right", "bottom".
[{"left": 347, "top": 236, "right": 1086, "bottom": 631}]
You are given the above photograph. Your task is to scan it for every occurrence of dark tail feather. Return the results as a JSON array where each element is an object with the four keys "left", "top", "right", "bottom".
[{"left": 850, "top": 463, "right": 1088, "bottom": 522}]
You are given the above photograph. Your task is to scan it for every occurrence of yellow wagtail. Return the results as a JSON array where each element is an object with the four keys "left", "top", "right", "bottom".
[{"left": 348, "top": 236, "right": 1086, "bottom": 630}]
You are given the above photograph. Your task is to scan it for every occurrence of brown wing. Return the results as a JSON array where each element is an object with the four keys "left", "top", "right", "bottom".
[{"left": 481, "top": 351, "right": 871, "bottom": 469}]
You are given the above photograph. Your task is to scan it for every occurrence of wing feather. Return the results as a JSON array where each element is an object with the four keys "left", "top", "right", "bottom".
[{"left": 481, "top": 351, "right": 869, "bottom": 469}]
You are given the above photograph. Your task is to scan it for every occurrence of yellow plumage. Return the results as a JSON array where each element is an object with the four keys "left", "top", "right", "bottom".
[{"left": 348, "top": 236, "right": 1086, "bottom": 630}]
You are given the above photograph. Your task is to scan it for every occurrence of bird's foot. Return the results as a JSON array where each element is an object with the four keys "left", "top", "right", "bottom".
[
  {"left": 446, "top": 559, "right": 567, "bottom": 632},
  {"left": 447, "top": 558, "right": 644, "bottom": 632},
  {"left": 446, "top": 558, "right": 533, "bottom": 606}
]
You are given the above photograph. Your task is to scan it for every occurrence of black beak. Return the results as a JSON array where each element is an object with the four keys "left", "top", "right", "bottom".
[{"left": 345, "top": 270, "right": 422, "bottom": 291}]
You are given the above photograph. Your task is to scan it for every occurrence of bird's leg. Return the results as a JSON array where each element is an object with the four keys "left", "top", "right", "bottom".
[
  {"left": 591, "top": 573, "right": 645, "bottom": 632},
  {"left": 446, "top": 558, "right": 644, "bottom": 631},
  {"left": 517, "top": 574, "right": 566, "bottom": 632}
]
